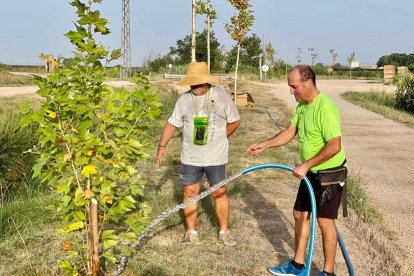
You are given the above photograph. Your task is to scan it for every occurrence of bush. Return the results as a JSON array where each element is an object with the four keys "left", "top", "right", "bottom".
[{"left": 395, "top": 73, "right": 414, "bottom": 114}]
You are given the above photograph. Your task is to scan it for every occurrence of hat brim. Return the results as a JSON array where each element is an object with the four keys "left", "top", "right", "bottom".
[{"left": 177, "top": 75, "right": 220, "bottom": 86}]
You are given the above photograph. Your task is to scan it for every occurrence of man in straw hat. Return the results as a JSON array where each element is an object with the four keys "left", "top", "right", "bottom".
[{"left": 157, "top": 61, "right": 241, "bottom": 245}]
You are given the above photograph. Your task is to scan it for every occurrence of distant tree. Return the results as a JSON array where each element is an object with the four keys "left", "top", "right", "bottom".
[
  {"left": 143, "top": 52, "right": 174, "bottom": 72},
  {"left": 225, "top": 34, "right": 262, "bottom": 71},
  {"left": 377, "top": 53, "right": 414, "bottom": 68},
  {"left": 264, "top": 41, "right": 276, "bottom": 66},
  {"left": 225, "top": 0, "right": 254, "bottom": 100},
  {"left": 330, "top": 49, "right": 338, "bottom": 66},
  {"left": 308, "top": 48, "right": 318, "bottom": 65},
  {"left": 347, "top": 52, "right": 356, "bottom": 79},
  {"left": 296, "top": 48, "right": 303, "bottom": 64},
  {"left": 169, "top": 30, "right": 224, "bottom": 71}
]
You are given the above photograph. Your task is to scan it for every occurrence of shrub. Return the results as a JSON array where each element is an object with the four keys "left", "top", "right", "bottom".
[{"left": 395, "top": 73, "right": 414, "bottom": 114}]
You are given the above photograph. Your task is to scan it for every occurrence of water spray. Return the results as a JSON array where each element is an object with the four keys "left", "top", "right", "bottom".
[{"left": 115, "top": 164, "right": 316, "bottom": 276}]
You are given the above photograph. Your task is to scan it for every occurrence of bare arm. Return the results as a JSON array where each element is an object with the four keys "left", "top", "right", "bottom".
[
  {"left": 247, "top": 123, "right": 297, "bottom": 156},
  {"left": 227, "top": 119, "right": 241, "bottom": 137},
  {"left": 156, "top": 122, "right": 177, "bottom": 166},
  {"left": 293, "top": 136, "right": 342, "bottom": 179}
]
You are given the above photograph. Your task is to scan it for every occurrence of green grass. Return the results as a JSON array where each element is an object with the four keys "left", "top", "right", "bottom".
[
  {"left": 341, "top": 91, "right": 414, "bottom": 128},
  {"left": 0, "top": 98, "right": 41, "bottom": 201},
  {"left": 0, "top": 71, "right": 34, "bottom": 86},
  {"left": 0, "top": 194, "right": 61, "bottom": 275}
]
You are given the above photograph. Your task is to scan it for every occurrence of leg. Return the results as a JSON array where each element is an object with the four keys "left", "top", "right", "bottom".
[
  {"left": 293, "top": 209, "right": 311, "bottom": 264},
  {"left": 183, "top": 183, "right": 201, "bottom": 231},
  {"left": 318, "top": 217, "right": 338, "bottom": 273},
  {"left": 205, "top": 165, "right": 228, "bottom": 230},
  {"left": 211, "top": 186, "right": 230, "bottom": 231}
]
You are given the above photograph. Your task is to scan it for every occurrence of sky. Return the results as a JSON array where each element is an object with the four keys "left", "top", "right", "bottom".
[{"left": 0, "top": 0, "right": 413, "bottom": 67}]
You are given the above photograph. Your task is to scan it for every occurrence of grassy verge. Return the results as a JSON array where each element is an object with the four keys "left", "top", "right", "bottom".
[
  {"left": 0, "top": 71, "right": 34, "bottom": 86},
  {"left": 0, "top": 194, "right": 62, "bottom": 275},
  {"left": 341, "top": 91, "right": 414, "bottom": 128}
]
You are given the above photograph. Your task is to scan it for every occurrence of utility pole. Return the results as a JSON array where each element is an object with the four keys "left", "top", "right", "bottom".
[{"left": 121, "top": 0, "right": 131, "bottom": 80}]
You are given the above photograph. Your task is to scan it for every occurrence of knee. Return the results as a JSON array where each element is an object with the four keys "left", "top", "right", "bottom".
[
  {"left": 183, "top": 185, "right": 200, "bottom": 198},
  {"left": 317, "top": 217, "right": 335, "bottom": 230},
  {"left": 293, "top": 209, "right": 309, "bottom": 221},
  {"left": 212, "top": 187, "right": 228, "bottom": 200}
]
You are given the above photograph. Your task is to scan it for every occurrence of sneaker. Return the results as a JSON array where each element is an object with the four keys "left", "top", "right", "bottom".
[
  {"left": 180, "top": 230, "right": 201, "bottom": 245},
  {"left": 218, "top": 231, "right": 237, "bottom": 246},
  {"left": 318, "top": 271, "right": 335, "bottom": 276},
  {"left": 269, "top": 259, "right": 306, "bottom": 276}
]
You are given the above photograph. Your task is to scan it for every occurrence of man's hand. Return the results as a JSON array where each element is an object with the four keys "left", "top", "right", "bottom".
[
  {"left": 247, "top": 143, "right": 267, "bottom": 156},
  {"left": 156, "top": 146, "right": 167, "bottom": 166},
  {"left": 292, "top": 162, "right": 310, "bottom": 179}
]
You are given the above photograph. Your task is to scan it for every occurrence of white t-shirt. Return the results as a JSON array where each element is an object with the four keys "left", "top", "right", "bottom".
[{"left": 168, "top": 86, "right": 240, "bottom": 166}]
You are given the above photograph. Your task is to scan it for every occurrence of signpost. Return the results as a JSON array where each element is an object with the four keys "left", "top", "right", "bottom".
[{"left": 261, "top": 64, "right": 269, "bottom": 81}]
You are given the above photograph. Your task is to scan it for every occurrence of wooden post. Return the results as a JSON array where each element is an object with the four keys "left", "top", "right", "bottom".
[
  {"left": 88, "top": 198, "right": 100, "bottom": 276},
  {"left": 259, "top": 54, "right": 263, "bottom": 81}
]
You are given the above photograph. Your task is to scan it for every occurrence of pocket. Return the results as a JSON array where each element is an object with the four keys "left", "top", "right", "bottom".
[
  {"left": 317, "top": 166, "right": 347, "bottom": 186},
  {"left": 319, "top": 185, "right": 338, "bottom": 206}
]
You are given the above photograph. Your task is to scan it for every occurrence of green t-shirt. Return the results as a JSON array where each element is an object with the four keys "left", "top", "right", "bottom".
[{"left": 291, "top": 92, "right": 346, "bottom": 173}]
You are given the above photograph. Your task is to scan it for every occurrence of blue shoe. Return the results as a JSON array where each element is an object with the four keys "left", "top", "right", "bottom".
[
  {"left": 269, "top": 259, "right": 306, "bottom": 275},
  {"left": 318, "top": 271, "right": 335, "bottom": 276}
]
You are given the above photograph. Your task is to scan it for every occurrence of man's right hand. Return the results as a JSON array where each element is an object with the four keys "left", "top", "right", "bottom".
[
  {"left": 156, "top": 146, "right": 167, "bottom": 166},
  {"left": 247, "top": 143, "right": 266, "bottom": 156}
]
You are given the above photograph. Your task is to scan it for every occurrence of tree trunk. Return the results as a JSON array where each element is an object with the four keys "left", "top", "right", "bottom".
[
  {"left": 207, "top": 0, "right": 211, "bottom": 71},
  {"left": 88, "top": 198, "right": 100, "bottom": 276},
  {"left": 234, "top": 44, "right": 241, "bottom": 103},
  {"left": 191, "top": 0, "right": 196, "bottom": 62}
]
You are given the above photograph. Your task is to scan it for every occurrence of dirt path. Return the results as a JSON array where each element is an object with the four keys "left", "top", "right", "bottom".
[
  {"left": 253, "top": 79, "right": 414, "bottom": 273},
  {"left": 0, "top": 80, "right": 136, "bottom": 98}
]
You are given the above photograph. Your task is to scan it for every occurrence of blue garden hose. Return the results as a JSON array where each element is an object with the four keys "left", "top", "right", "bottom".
[
  {"left": 116, "top": 163, "right": 354, "bottom": 275},
  {"left": 241, "top": 163, "right": 316, "bottom": 276},
  {"left": 337, "top": 228, "right": 355, "bottom": 276}
]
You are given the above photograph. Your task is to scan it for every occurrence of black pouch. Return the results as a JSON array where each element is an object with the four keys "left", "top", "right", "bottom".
[{"left": 317, "top": 166, "right": 347, "bottom": 186}]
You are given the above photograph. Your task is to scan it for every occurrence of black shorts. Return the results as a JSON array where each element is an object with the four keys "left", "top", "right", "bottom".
[{"left": 294, "top": 172, "right": 343, "bottom": 219}]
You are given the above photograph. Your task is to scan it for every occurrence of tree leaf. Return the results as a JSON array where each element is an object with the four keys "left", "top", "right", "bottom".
[{"left": 68, "top": 221, "right": 84, "bottom": 231}]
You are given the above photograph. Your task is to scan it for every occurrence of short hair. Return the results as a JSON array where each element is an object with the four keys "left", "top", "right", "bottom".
[{"left": 293, "top": 64, "right": 316, "bottom": 86}]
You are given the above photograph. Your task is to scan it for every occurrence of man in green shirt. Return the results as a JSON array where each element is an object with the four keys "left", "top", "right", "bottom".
[{"left": 247, "top": 65, "right": 346, "bottom": 276}]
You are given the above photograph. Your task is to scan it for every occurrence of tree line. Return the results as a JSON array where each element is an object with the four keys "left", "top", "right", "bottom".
[{"left": 377, "top": 53, "right": 414, "bottom": 71}]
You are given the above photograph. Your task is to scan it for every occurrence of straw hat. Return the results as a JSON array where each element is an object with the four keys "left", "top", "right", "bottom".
[{"left": 177, "top": 62, "right": 219, "bottom": 86}]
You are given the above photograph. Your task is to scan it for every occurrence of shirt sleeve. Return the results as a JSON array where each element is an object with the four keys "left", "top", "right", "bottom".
[
  {"left": 290, "top": 104, "right": 302, "bottom": 127},
  {"left": 167, "top": 95, "right": 185, "bottom": 128},
  {"left": 219, "top": 88, "right": 240, "bottom": 123}
]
